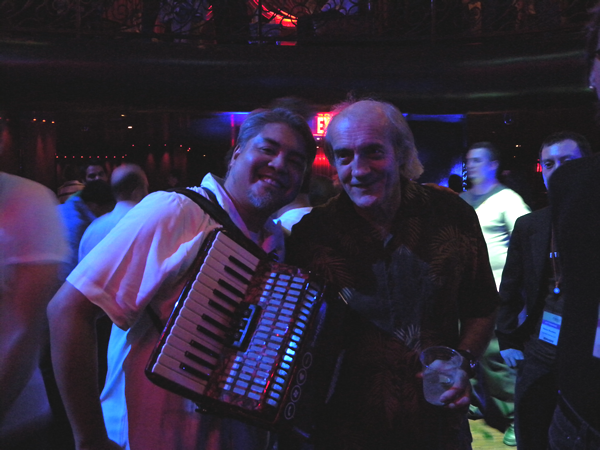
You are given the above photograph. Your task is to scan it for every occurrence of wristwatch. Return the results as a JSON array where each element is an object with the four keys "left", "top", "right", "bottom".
[{"left": 456, "top": 349, "right": 477, "bottom": 378}]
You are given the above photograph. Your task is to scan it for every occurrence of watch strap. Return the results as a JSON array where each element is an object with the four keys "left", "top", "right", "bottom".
[{"left": 456, "top": 349, "right": 477, "bottom": 378}]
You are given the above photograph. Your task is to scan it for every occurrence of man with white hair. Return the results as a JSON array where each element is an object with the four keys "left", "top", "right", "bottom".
[{"left": 287, "top": 99, "right": 498, "bottom": 449}]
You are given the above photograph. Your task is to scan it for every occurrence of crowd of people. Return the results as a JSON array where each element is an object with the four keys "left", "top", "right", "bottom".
[{"left": 2, "top": 5, "right": 600, "bottom": 450}]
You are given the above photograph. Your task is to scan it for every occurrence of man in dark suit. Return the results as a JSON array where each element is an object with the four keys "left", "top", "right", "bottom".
[
  {"left": 496, "top": 131, "right": 592, "bottom": 450},
  {"left": 546, "top": 7, "right": 600, "bottom": 447},
  {"left": 547, "top": 151, "right": 600, "bottom": 450}
]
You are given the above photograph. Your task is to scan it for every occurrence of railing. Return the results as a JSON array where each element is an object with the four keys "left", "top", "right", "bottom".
[{"left": 0, "top": 0, "right": 595, "bottom": 44}]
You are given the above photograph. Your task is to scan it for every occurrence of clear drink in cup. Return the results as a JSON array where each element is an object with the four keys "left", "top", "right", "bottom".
[{"left": 420, "top": 346, "right": 462, "bottom": 406}]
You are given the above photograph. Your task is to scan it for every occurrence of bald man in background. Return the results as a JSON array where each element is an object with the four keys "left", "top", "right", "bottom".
[
  {"left": 78, "top": 163, "right": 149, "bottom": 392},
  {"left": 79, "top": 163, "right": 149, "bottom": 260}
]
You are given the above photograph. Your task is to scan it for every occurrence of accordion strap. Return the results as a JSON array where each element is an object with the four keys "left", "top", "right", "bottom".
[{"left": 172, "top": 187, "right": 245, "bottom": 242}]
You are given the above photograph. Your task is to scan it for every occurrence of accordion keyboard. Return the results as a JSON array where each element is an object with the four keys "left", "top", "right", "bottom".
[
  {"left": 150, "top": 231, "right": 261, "bottom": 395},
  {"left": 148, "top": 230, "right": 323, "bottom": 419}
]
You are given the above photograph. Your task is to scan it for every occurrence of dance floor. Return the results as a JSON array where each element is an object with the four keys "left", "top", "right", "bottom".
[{"left": 470, "top": 419, "right": 510, "bottom": 449}]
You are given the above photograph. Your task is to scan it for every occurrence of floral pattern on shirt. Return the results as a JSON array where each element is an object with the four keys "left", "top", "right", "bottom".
[{"left": 286, "top": 178, "right": 498, "bottom": 450}]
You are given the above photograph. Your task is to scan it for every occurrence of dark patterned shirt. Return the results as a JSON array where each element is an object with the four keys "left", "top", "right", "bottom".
[{"left": 286, "top": 178, "right": 498, "bottom": 450}]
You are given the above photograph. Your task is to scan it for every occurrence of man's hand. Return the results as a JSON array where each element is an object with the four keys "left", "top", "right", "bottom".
[
  {"left": 416, "top": 367, "right": 471, "bottom": 409},
  {"left": 500, "top": 348, "right": 524, "bottom": 368},
  {"left": 438, "top": 368, "right": 471, "bottom": 409}
]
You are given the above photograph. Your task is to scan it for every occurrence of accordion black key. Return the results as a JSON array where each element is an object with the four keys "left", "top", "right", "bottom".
[{"left": 145, "top": 228, "right": 335, "bottom": 433}]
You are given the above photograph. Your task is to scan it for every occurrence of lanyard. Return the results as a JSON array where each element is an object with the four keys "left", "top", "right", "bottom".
[{"left": 550, "top": 228, "right": 561, "bottom": 295}]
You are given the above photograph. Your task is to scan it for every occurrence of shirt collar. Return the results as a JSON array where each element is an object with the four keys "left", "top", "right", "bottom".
[{"left": 194, "top": 173, "right": 286, "bottom": 260}]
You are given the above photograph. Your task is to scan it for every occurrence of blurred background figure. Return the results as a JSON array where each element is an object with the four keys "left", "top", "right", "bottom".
[
  {"left": 0, "top": 119, "right": 69, "bottom": 449},
  {"left": 58, "top": 179, "right": 115, "bottom": 279},
  {"left": 79, "top": 163, "right": 149, "bottom": 259},
  {"left": 461, "top": 142, "right": 531, "bottom": 287},
  {"left": 448, "top": 173, "right": 464, "bottom": 193},
  {"left": 83, "top": 160, "right": 109, "bottom": 184},
  {"left": 78, "top": 163, "right": 149, "bottom": 395},
  {"left": 460, "top": 141, "right": 531, "bottom": 446},
  {"left": 56, "top": 164, "right": 85, "bottom": 204}
]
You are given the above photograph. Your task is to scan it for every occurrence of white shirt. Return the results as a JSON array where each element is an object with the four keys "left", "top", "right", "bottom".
[
  {"left": 275, "top": 206, "right": 313, "bottom": 234},
  {"left": 67, "top": 174, "right": 284, "bottom": 450},
  {"left": 0, "top": 172, "right": 68, "bottom": 441},
  {"left": 79, "top": 200, "right": 139, "bottom": 261},
  {"left": 462, "top": 187, "right": 530, "bottom": 288}
]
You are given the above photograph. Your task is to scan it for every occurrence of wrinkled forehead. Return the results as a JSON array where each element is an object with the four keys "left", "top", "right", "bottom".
[{"left": 328, "top": 104, "right": 392, "bottom": 146}]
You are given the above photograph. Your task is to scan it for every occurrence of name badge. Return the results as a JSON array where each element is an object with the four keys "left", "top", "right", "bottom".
[
  {"left": 539, "top": 311, "right": 562, "bottom": 346},
  {"left": 594, "top": 305, "right": 600, "bottom": 359}
]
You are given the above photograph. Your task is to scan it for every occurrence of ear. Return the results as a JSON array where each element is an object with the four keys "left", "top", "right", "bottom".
[
  {"left": 232, "top": 144, "right": 243, "bottom": 159},
  {"left": 229, "top": 145, "right": 242, "bottom": 169}
]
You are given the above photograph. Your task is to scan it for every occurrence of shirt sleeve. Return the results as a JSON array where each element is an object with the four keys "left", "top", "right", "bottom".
[
  {"left": 503, "top": 190, "right": 531, "bottom": 236},
  {"left": 67, "top": 191, "right": 219, "bottom": 329}
]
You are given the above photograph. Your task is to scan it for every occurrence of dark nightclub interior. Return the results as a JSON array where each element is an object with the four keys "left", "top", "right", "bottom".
[
  {"left": 2, "top": 0, "right": 600, "bottom": 206},
  {"left": 2, "top": 1, "right": 600, "bottom": 449}
]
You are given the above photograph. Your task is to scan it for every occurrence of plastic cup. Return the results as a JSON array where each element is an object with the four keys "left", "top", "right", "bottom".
[{"left": 420, "top": 346, "right": 462, "bottom": 405}]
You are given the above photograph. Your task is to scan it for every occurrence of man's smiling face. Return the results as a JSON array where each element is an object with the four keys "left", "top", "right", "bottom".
[{"left": 225, "top": 122, "right": 308, "bottom": 222}]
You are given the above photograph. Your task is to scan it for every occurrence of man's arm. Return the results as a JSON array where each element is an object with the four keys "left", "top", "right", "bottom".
[
  {"left": 504, "top": 191, "right": 531, "bottom": 236},
  {"left": 458, "top": 313, "right": 497, "bottom": 360},
  {"left": 47, "top": 281, "right": 121, "bottom": 450},
  {"left": 497, "top": 216, "right": 531, "bottom": 367},
  {"left": 0, "top": 262, "right": 61, "bottom": 420}
]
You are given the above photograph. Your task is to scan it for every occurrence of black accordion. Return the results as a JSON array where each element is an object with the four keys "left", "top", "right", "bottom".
[{"left": 146, "top": 226, "right": 338, "bottom": 434}]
